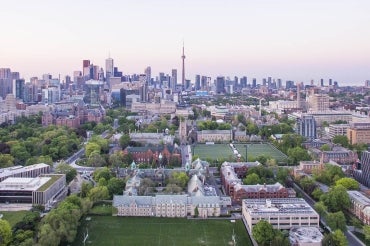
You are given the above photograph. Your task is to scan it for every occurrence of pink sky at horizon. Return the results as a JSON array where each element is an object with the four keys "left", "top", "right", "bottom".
[{"left": 1, "top": 0, "right": 369, "bottom": 85}]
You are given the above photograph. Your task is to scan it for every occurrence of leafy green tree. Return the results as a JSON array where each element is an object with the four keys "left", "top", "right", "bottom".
[
  {"left": 322, "top": 185, "right": 350, "bottom": 212},
  {"left": 331, "top": 230, "right": 348, "bottom": 246},
  {"left": 88, "top": 186, "right": 109, "bottom": 202},
  {"left": 107, "top": 177, "right": 125, "bottom": 198},
  {"left": 93, "top": 167, "right": 112, "bottom": 182},
  {"left": 332, "top": 135, "right": 349, "bottom": 148},
  {"left": 320, "top": 144, "right": 331, "bottom": 151},
  {"left": 85, "top": 142, "right": 101, "bottom": 158},
  {"left": 287, "top": 147, "right": 311, "bottom": 165},
  {"left": 0, "top": 154, "right": 14, "bottom": 168},
  {"left": 243, "top": 173, "right": 261, "bottom": 185},
  {"left": 119, "top": 134, "right": 131, "bottom": 149},
  {"left": 168, "top": 171, "right": 189, "bottom": 188},
  {"left": 0, "top": 219, "right": 12, "bottom": 246},
  {"left": 313, "top": 164, "right": 345, "bottom": 186},
  {"left": 55, "top": 163, "right": 77, "bottom": 183},
  {"left": 311, "top": 187, "right": 324, "bottom": 201},
  {"left": 364, "top": 225, "right": 370, "bottom": 241},
  {"left": 314, "top": 201, "right": 327, "bottom": 217},
  {"left": 98, "top": 177, "right": 108, "bottom": 186},
  {"left": 276, "top": 167, "right": 289, "bottom": 184},
  {"left": 326, "top": 211, "right": 347, "bottom": 231},
  {"left": 299, "top": 176, "right": 317, "bottom": 195},
  {"left": 252, "top": 220, "right": 275, "bottom": 246},
  {"left": 87, "top": 152, "right": 107, "bottom": 167},
  {"left": 335, "top": 177, "right": 359, "bottom": 190},
  {"left": 80, "top": 181, "right": 93, "bottom": 198}
]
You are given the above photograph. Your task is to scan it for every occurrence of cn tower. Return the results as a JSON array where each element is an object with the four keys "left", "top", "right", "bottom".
[{"left": 181, "top": 42, "right": 186, "bottom": 91}]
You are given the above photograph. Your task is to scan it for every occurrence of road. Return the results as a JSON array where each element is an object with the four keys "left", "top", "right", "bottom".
[
  {"left": 181, "top": 144, "right": 191, "bottom": 167},
  {"left": 293, "top": 183, "right": 365, "bottom": 246}
]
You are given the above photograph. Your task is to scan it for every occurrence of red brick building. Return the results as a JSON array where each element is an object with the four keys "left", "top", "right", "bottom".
[
  {"left": 220, "top": 161, "right": 295, "bottom": 204},
  {"left": 123, "top": 145, "right": 181, "bottom": 167}
]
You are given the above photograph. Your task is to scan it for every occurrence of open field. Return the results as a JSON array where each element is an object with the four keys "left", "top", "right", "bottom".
[
  {"left": 0, "top": 210, "right": 30, "bottom": 227},
  {"left": 234, "top": 143, "right": 287, "bottom": 163},
  {"left": 72, "top": 216, "right": 252, "bottom": 246},
  {"left": 193, "top": 143, "right": 287, "bottom": 163},
  {"left": 193, "top": 144, "right": 233, "bottom": 160}
]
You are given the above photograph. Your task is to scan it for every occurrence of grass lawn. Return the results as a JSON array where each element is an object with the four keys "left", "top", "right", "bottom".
[
  {"left": 89, "top": 204, "right": 113, "bottom": 215},
  {"left": 193, "top": 144, "right": 234, "bottom": 160},
  {"left": 0, "top": 210, "right": 30, "bottom": 227},
  {"left": 192, "top": 143, "right": 287, "bottom": 163},
  {"left": 72, "top": 216, "right": 252, "bottom": 246},
  {"left": 234, "top": 143, "right": 287, "bottom": 163}
]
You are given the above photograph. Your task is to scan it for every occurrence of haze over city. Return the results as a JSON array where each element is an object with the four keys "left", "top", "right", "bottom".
[{"left": 1, "top": 0, "right": 370, "bottom": 85}]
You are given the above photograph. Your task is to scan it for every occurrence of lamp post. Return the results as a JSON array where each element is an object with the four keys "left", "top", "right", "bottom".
[
  {"left": 159, "top": 153, "right": 163, "bottom": 168},
  {"left": 245, "top": 144, "right": 248, "bottom": 162}
]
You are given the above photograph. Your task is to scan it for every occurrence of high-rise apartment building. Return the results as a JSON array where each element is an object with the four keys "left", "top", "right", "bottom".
[
  {"left": 14, "top": 79, "right": 25, "bottom": 100},
  {"left": 0, "top": 68, "right": 13, "bottom": 100},
  {"left": 195, "top": 75, "right": 201, "bottom": 90},
  {"left": 105, "top": 57, "right": 114, "bottom": 82},
  {"left": 171, "top": 69, "right": 177, "bottom": 90},
  {"left": 83, "top": 60, "right": 90, "bottom": 76},
  {"left": 216, "top": 76, "right": 225, "bottom": 94},
  {"left": 145, "top": 67, "right": 152, "bottom": 86}
]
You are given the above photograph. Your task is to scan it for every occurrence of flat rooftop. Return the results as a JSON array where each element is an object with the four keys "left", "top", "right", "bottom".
[
  {"left": 0, "top": 177, "right": 51, "bottom": 191},
  {"left": 290, "top": 227, "right": 323, "bottom": 243},
  {"left": 243, "top": 198, "right": 317, "bottom": 215},
  {"left": 348, "top": 191, "right": 370, "bottom": 205},
  {"left": 0, "top": 163, "right": 49, "bottom": 179}
]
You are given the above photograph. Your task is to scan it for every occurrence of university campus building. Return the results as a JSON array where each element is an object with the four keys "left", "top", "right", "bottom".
[
  {"left": 113, "top": 194, "right": 221, "bottom": 218},
  {"left": 0, "top": 174, "right": 67, "bottom": 207},
  {"left": 0, "top": 163, "right": 50, "bottom": 182},
  {"left": 242, "top": 198, "right": 320, "bottom": 231},
  {"left": 220, "top": 161, "right": 295, "bottom": 203}
]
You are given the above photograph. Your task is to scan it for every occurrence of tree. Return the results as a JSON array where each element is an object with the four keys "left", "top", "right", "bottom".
[
  {"left": 55, "top": 163, "right": 77, "bottom": 183},
  {"left": 87, "top": 152, "right": 107, "bottom": 167},
  {"left": 332, "top": 135, "right": 349, "bottom": 148},
  {"left": 85, "top": 142, "right": 101, "bottom": 158},
  {"left": 364, "top": 225, "right": 370, "bottom": 241},
  {"left": 311, "top": 187, "right": 324, "bottom": 201},
  {"left": 0, "top": 154, "right": 14, "bottom": 168},
  {"left": 0, "top": 219, "right": 12, "bottom": 246},
  {"left": 331, "top": 230, "right": 348, "bottom": 246},
  {"left": 80, "top": 181, "right": 93, "bottom": 198},
  {"left": 320, "top": 144, "right": 331, "bottom": 151},
  {"left": 335, "top": 177, "right": 359, "bottom": 190},
  {"left": 252, "top": 220, "right": 275, "bottom": 246},
  {"left": 93, "top": 167, "right": 112, "bottom": 182},
  {"left": 299, "top": 176, "right": 317, "bottom": 195},
  {"left": 321, "top": 185, "right": 350, "bottom": 212},
  {"left": 107, "top": 177, "right": 125, "bottom": 198},
  {"left": 119, "top": 134, "right": 131, "bottom": 149},
  {"left": 87, "top": 186, "right": 109, "bottom": 202},
  {"left": 243, "top": 173, "right": 261, "bottom": 185},
  {"left": 276, "top": 167, "right": 289, "bottom": 184},
  {"left": 168, "top": 171, "right": 189, "bottom": 188},
  {"left": 326, "top": 211, "right": 347, "bottom": 231},
  {"left": 314, "top": 201, "right": 327, "bottom": 217},
  {"left": 287, "top": 147, "right": 311, "bottom": 165}
]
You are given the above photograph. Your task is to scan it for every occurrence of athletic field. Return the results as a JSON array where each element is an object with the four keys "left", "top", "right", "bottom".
[
  {"left": 72, "top": 216, "right": 252, "bottom": 246},
  {"left": 192, "top": 143, "right": 287, "bottom": 163},
  {"left": 234, "top": 143, "right": 287, "bottom": 163}
]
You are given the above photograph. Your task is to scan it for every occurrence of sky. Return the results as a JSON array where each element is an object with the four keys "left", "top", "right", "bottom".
[{"left": 1, "top": 0, "right": 370, "bottom": 85}]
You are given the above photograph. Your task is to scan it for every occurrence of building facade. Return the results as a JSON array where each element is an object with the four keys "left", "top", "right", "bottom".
[{"left": 242, "top": 198, "right": 320, "bottom": 231}]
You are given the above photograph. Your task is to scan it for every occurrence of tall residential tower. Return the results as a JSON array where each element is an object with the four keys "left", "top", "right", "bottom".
[{"left": 181, "top": 42, "right": 186, "bottom": 90}]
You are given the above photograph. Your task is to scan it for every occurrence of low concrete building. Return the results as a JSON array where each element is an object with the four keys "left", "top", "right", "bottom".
[
  {"left": 242, "top": 198, "right": 319, "bottom": 231},
  {"left": 0, "top": 174, "right": 66, "bottom": 207},
  {"left": 0, "top": 163, "right": 50, "bottom": 182},
  {"left": 289, "top": 227, "right": 323, "bottom": 246}
]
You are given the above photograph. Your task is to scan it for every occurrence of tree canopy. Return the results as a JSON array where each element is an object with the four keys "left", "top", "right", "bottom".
[
  {"left": 321, "top": 185, "right": 350, "bottom": 212},
  {"left": 335, "top": 177, "right": 359, "bottom": 190},
  {"left": 252, "top": 220, "right": 275, "bottom": 246}
]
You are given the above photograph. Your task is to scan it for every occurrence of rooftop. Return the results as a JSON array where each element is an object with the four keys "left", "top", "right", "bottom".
[
  {"left": 0, "top": 163, "right": 49, "bottom": 179},
  {"left": 37, "top": 174, "right": 64, "bottom": 192},
  {"left": 243, "top": 198, "right": 318, "bottom": 216},
  {"left": 348, "top": 190, "right": 370, "bottom": 205},
  {"left": 0, "top": 177, "right": 51, "bottom": 191},
  {"left": 289, "top": 227, "right": 323, "bottom": 244}
]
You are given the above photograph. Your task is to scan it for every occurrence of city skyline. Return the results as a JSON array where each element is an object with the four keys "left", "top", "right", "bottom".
[{"left": 1, "top": 0, "right": 370, "bottom": 85}]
